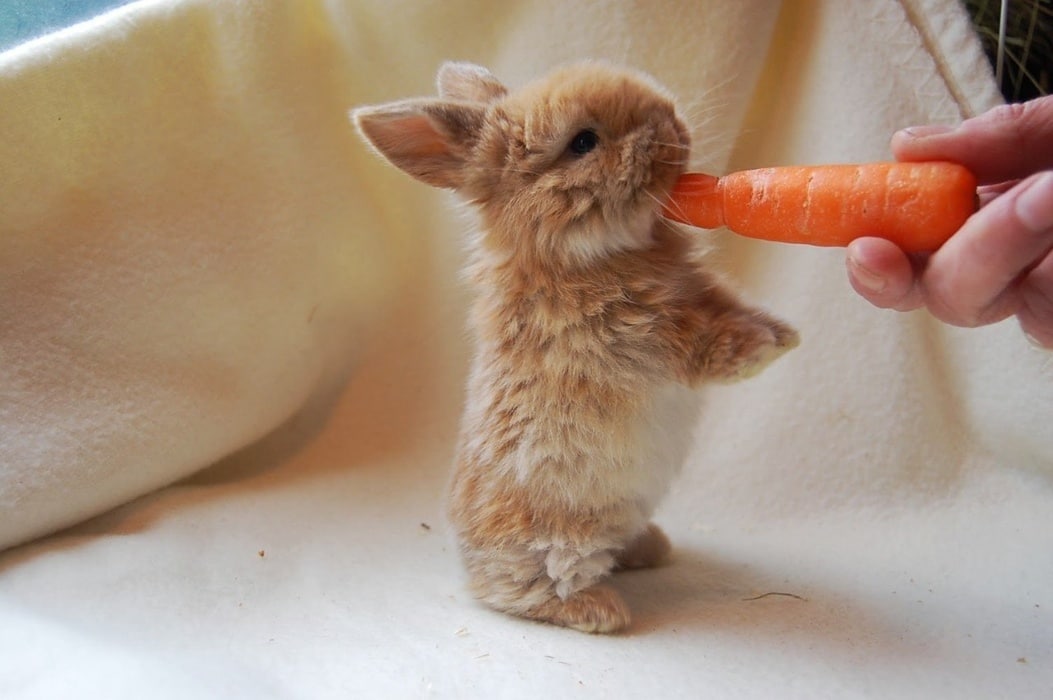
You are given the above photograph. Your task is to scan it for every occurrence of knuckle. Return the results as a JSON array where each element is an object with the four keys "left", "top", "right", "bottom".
[
  {"left": 985, "top": 101, "right": 1029, "bottom": 125},
  {"left": 971, "top": 100, "right": 1043, "bottom": 148}
]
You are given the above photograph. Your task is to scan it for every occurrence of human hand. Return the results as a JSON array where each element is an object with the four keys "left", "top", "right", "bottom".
[{"left": 845, "top": 96, "right": 1053, "bottom": 348}]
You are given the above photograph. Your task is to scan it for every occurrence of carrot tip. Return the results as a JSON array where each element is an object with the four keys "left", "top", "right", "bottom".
[{"left": 662, "top": 173, "right": 723, "bottom": 229}]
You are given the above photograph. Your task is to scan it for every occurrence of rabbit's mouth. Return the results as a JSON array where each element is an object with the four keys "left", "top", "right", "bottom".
[
  {"left": 537, "top": 125, "right": 689, "bottom": 267},
  {"left": 609, "top": 117, "right": 691, "bottom": 218},
  {"left": 650, "top": 118, "right": 692, "bottom": 194}
]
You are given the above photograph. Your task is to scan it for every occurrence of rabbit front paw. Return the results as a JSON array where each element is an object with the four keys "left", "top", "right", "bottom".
[{"left": 704, "top": 313, "right": 800, "bottom": 383}]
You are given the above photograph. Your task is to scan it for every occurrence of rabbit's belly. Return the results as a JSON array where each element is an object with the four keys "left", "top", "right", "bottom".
[
  {"left": 625, "top": 382, "right": 702, "bottom": 514},
  {"left": 477, "top": 365, "right": 702, "bottom": 516}
]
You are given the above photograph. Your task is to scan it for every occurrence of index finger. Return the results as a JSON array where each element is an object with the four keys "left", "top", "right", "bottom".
[{"left": 892, "top": 97, "right": 1053, "bottom": 185}]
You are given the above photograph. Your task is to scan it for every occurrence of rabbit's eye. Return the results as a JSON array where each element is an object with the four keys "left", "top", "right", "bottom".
[{"left": 568, "top": 129, "right": 599, "bottom": 156}]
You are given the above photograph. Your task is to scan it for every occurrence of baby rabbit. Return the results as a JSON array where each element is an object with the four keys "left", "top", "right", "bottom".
[{"left": 353, "top": 61, "right": 798, "bottom": 633}]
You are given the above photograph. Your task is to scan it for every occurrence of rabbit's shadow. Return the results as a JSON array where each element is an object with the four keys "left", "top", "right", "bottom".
[{"left": 613, "top": 545, "right": 950, "bottom": 668}]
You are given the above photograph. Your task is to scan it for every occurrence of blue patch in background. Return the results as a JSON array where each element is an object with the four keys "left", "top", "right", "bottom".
[{"left": 0, "top": 0, "right": 135, "bottom": 51}]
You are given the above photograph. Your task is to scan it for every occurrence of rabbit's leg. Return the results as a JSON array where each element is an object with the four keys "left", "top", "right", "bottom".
[
  {"left": 523, "top": 583, "right": 630, "bottom": 634},
  {"left": 615, "top": 522, "right": 672, "bottom": 570},
  {"left": 466, "top": 542, "right": 630, "bottom": 634}
]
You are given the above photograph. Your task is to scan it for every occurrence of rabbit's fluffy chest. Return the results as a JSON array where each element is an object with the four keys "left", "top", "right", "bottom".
[{"left": 461, "top": 276, "right": 698, "bottom": 511}]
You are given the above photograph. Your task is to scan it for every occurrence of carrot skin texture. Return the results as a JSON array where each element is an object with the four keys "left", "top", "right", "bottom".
[{"left": 662, "top": 162, "right": 978, "bottom": 253}]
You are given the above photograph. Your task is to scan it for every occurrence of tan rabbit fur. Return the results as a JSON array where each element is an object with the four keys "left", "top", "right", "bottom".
[{"left": 352, "top": 61, "right": 798, "bottom": 633}]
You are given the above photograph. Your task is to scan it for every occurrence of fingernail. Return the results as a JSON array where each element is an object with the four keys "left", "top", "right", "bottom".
[
  {"left": 899, "top": 124, "right": 955, "bottom": 139},
  {"left": 1014, "top": 172, "right": 1053, "bottom": 233},
  {"left": 847, "top": 256, "right": 887, "bottom": 293}
]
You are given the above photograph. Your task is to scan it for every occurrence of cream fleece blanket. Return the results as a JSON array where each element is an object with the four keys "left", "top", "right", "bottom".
[{"left": 1, "top": 0, "right": 1050, "bottom": 697}]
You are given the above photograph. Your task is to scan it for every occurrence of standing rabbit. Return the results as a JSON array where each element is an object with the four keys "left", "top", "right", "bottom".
[{"left": 353, "top": 61, "right": 798, "bottom": 633}]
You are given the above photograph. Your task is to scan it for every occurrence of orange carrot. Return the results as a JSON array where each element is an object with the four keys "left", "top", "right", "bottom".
[{"left": 662, "top": 162, "right": 978, "bottom": 253}]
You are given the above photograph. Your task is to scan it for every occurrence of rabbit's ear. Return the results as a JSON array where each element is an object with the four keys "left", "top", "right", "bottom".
[
  {"left": 352, "top": 99, "right": 486, "bottom": 190},
  {"left": 437, "top": 62, "right": 507, "bottom": 103}
]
